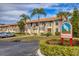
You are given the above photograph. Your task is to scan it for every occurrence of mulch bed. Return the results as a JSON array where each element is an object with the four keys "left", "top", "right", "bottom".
[{"left": 46, "top": 39, "right": 79, "bottom": 46}]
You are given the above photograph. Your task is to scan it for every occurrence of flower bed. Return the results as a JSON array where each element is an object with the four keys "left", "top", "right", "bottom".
[{"left": 40, "top": 39, "right": 79, "bottom": 56}]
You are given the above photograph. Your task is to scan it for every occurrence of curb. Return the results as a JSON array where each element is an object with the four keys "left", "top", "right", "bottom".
[{"left": 37, "top": 49, "right": 45, "bottom": 56}]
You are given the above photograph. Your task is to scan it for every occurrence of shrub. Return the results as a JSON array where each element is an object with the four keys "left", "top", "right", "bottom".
[
  {"left": 45, "top": 32, "right": 52, "bottom": 37},
  {"left": 55, "top": 32, "right": 60, "bottom": 36},
  {"left": 40, "top": 39, "right": 79, "bottom": 56},
  {"left": 74, "top": 32, "right": 77, "bottom": 37},
  {"left": 41, "top": 33, "right": 46, "bottom": 36}
]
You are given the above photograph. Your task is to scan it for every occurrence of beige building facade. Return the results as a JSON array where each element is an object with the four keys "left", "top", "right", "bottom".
[
  {"left": 0, "top": 24, "right": 19, "bottom": 33},
  {"left": 0, "top": 17, "right": 62, "bottom": 35}
]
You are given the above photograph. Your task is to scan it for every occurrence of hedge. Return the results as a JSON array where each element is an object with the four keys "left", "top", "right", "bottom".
[{"left": 40, "top": 39, "right": 79, "bottom": 56}]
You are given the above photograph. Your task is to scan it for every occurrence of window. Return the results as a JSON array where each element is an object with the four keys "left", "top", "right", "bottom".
[
  {"left": 31, "top": 23, "right": 32, "bottom": 26},
  {"left": 56, "top": 21, "right": 58, "bottom": 25},
  {"left": 49, "top": 22, "right": 51, "bottom": 26},
  {"left": 56, "top": 28, "right": 58, "bottom": 32},
  {"left": 36, "top": 23, "right": 38, "bottom": 26},
  {"left": 47, "top": 22, "right": 51, "bottom": 26}
]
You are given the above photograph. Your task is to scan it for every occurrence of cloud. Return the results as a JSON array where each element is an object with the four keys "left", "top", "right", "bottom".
[
  {"left": 0, "top": 10, "right": 29, "bottom": 16},
  {"left": 0, "top": 16, "right": 17, "bottom": 21},
  {"left": 0, "top": 3, "right": 79, "bottom": 24}
]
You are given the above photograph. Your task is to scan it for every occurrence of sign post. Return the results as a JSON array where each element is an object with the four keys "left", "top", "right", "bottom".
[
  {"left": 61, "top": 21, "right": 72, "bottom": 46},
  {"left": 61, "top": 38, "right": 64, "bottom": 45},
  {"left": 70, "top": 38, "right": 73, "bottom": 46}
]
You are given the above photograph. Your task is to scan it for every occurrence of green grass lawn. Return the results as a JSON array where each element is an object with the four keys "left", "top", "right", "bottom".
[
  {"left": 0, "top": 34, "right": 79, "bottom": 42},
  {"left": 0, "top": 35, "right": 49, "bottom": 42}
]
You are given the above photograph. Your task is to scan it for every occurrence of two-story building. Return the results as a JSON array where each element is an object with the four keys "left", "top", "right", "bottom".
[
  {"left": 0, "top": 16, "right": 62, "bottom": 35},
  {"left": 25, "top": 16, "right": 62, "bottom": 35},
  {"left": 0, "top": 24, "right": 19, "bottom": 33}
]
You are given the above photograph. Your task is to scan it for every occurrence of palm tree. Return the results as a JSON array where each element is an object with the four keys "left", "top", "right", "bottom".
[
  {"left": 31, "top": 8, "right": 46, "bottom": 33},
  {"left": 57, "top": 11, "right": 71, "bottom": 21},
  {"left": 20, "top": 14, "right": 30, "bottom": 32},
  {"left": 57, "top": 12, "right": 63, "bottom": 20},
  {"left": 20, "top": 14, "right": 31, "bottom": 24},
  {"left": 17, "top": 20, "right": 25, "bottom": 33}
]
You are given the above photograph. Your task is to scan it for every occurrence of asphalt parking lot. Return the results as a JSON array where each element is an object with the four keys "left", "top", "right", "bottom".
[{"left": 0, "top": 40, "right": 39, "bottom": 56}]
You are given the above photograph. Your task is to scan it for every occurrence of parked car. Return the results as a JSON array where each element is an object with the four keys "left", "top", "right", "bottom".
[
  {"left": 0, "top": 32, "right": 6, "bottom": 38},
  {"left": 0, "top": 32, "right": 15, "bottom": 38},
  {"left": 6, "top": 32, "right": 15, "bottom": 37}
]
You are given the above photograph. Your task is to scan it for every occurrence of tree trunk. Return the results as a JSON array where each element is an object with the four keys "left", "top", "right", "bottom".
[
  {"left": 65, "top": 16, "right": 68, "bottom": 21},
  {"left": 38, "top": 15, "right": 40, "bottom": 34},
  {"left": 24, "top": 25, "right": 26, "bottom": 33}
]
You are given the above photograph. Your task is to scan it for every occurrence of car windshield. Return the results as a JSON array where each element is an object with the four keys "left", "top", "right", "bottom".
[{"left": 6, "top": 32, "right": 10, "bottom": 34}]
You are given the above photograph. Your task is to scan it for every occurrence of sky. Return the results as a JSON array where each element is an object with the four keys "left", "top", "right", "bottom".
[{"left": 0, "top": 3, "right": 79, "bottom": 24}]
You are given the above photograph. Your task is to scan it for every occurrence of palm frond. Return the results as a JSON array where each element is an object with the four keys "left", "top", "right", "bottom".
[
  {"left": 20, "top": 14, "right": 30, "bottom": 21},
  {"left": 31, "top": 8, "right": 38, "bottom": 17},
  {"left": 31, "top": 8, "right": 46, "bottom": 18}
]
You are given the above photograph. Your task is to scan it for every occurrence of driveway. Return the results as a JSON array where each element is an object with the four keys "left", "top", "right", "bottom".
[{"left": 0, "top": 40, "right": 39, "bottom": 56}]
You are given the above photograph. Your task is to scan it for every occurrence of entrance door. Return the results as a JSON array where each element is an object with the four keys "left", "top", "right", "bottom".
[{"left": 47, "top": 28, "right": 51, "bottom": 32}]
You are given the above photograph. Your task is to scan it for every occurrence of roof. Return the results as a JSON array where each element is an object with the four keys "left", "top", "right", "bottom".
[
  {"left": 0, "top": 17, "right": 59, "bottom": 27},
  {"left": 0, "top": 24, "right": 17, "bottom": 28},
  {"left": 27, "top": 17, "right": 56, "bottom": 23}
]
